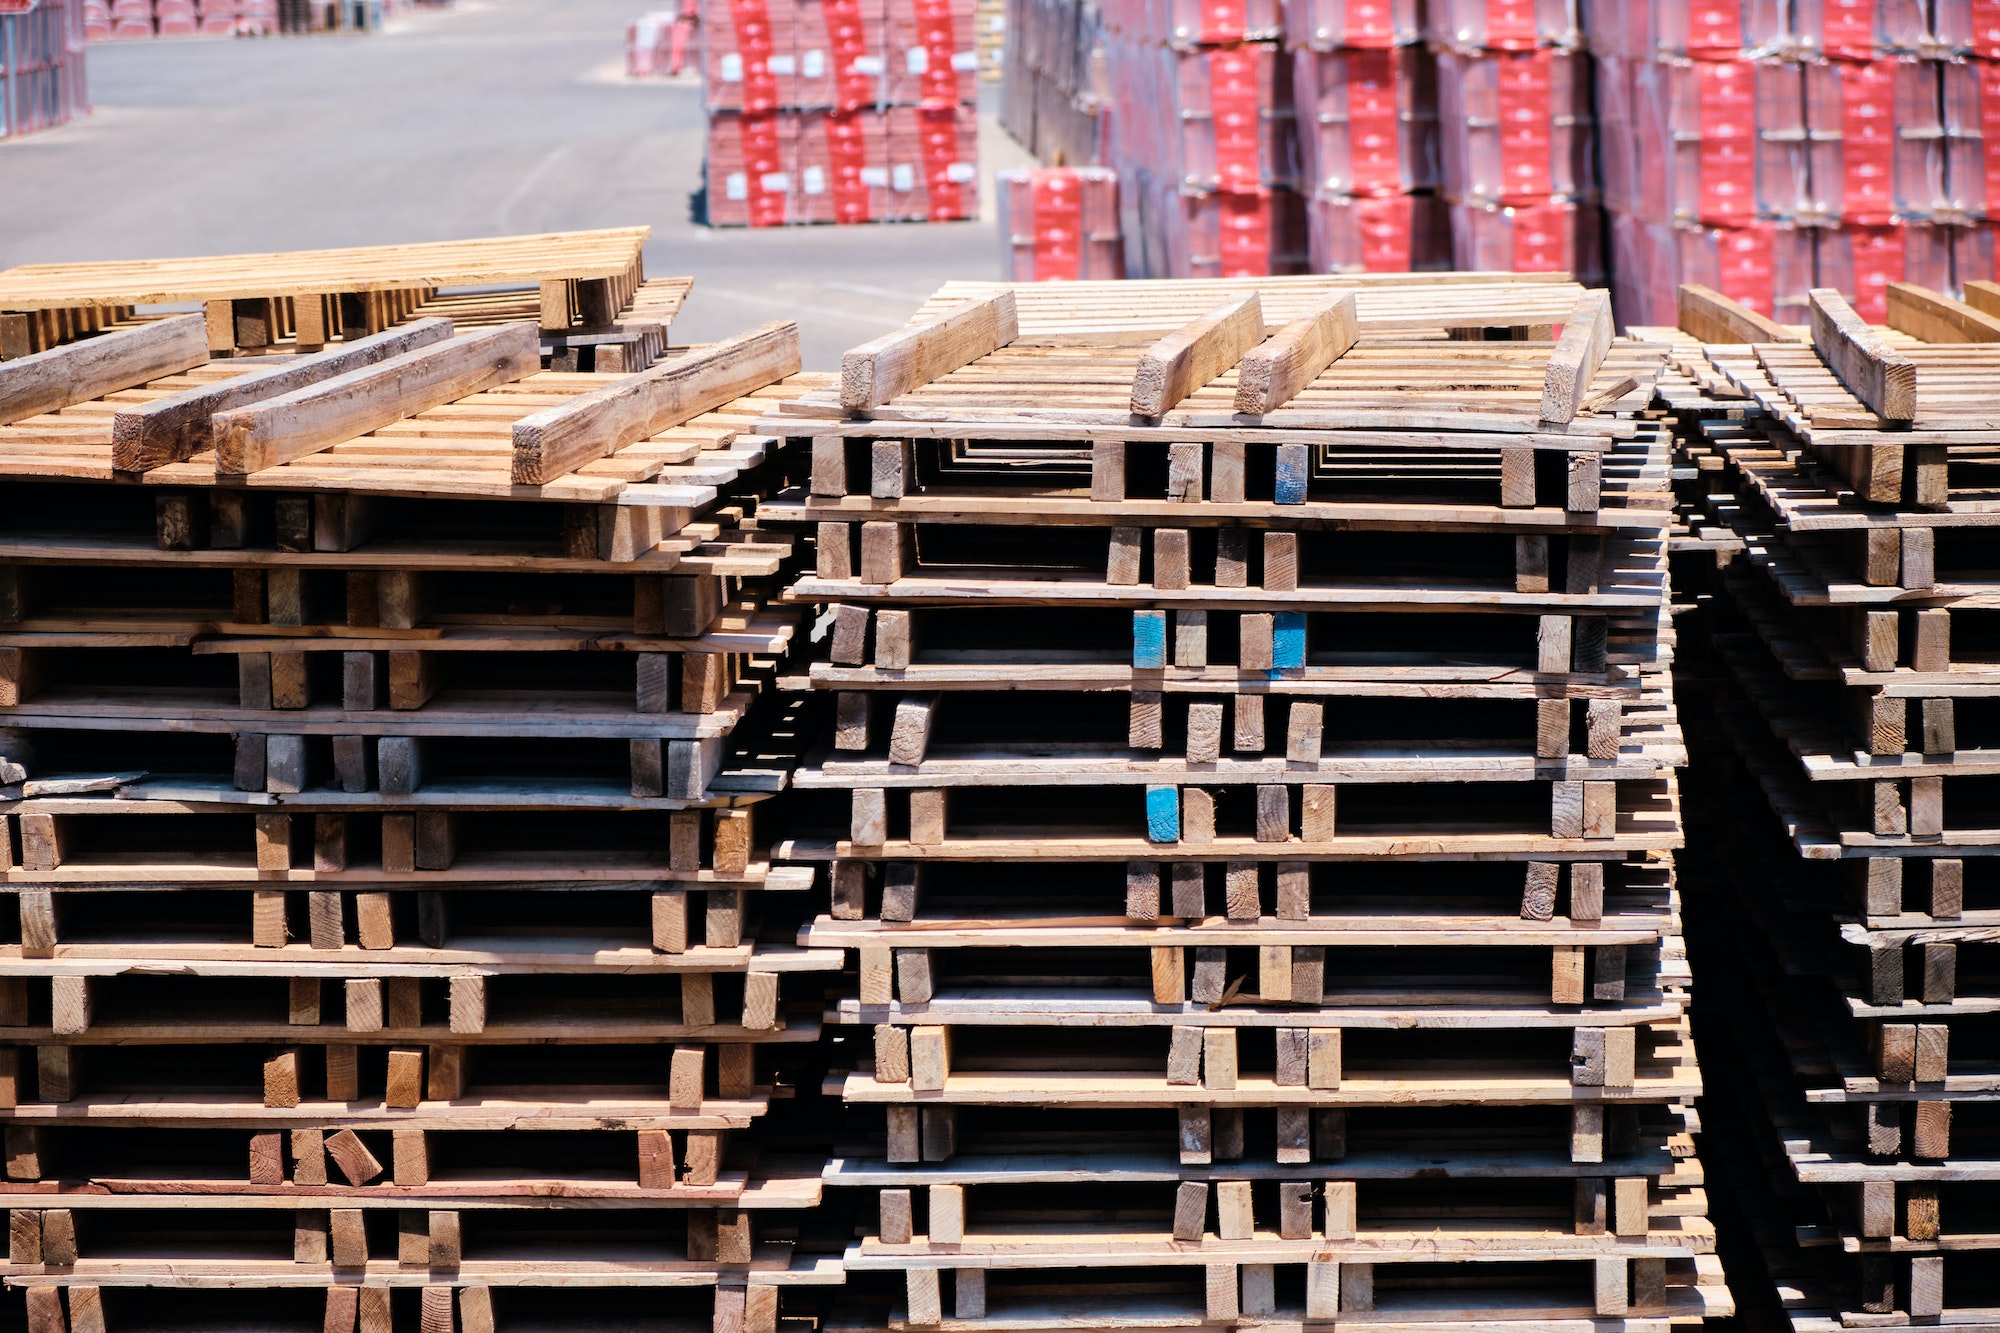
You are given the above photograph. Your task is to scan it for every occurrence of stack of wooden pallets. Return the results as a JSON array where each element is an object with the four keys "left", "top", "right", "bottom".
[
  {"left": 0, "top": 309, "right": 844, "bottom": 1332},
  {"left": 1650, "top": 280, "right": 2000, "bottom": 1330},
  {"left": 0, "top": 229, "right": 685, "bottom": 374},
  {"left": 759, "top": 272, "right": 1733, "bottom": 1331}
]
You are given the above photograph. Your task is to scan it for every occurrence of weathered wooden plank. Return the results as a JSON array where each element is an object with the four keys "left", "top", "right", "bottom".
[
  {"left": 841, "top": 292, "right": 1017, "bottom": 412},
  {"left": 1885, "top": 282, "right": 2000, "bottom": 343},
  {"left": 112, "top": 319, "right": 456, "bottom": 472},
  {"left": 0, "top": 315, "right": 209, "bottom": 426},
  {"left": 1675, "top": 284, "right": 1792, "bottom": 344},
  {"left": 512, "top": 322, "right": 800, "bottom": 484},
  {"left": 1538, "top": 292, "right": 1613, "bottom": 423},
  {"left": 1958, "top": 279, "right": 2000, "bottom": 324},
  {"left": 1234, "top": 292, "right": 1357, "bottom": 415},
  {"left": 1132, "top": 294, "right": 1264, "bottom": 418},
  {"left": 1810, "top": 287, "right": 1916, "bottom": 421},
  {"left": 213, "top": 323, "right": 541, "bottom": 475}
]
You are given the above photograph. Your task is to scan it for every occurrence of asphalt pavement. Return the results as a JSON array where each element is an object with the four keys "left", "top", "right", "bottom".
[{"left": 0, "top": 0, "right": 1036, "bottom": 367}]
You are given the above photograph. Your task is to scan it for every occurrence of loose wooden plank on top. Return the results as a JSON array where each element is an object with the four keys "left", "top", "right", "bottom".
[
  {"left": 1675, "top": 284, "right": 1793, "bottom": 344},
  {"left": 1810, "top": 286, "right": 1916, "bottom": 422},
  {"left": 511, "top": 322, "right": 802, "bottom": 484},
  {"left": 1131, "top": 294, "right": 1265, "bottom": 418},
  {"left": 212, "top": 322, "right": 542, "bottom": 475},
  {"left": 1884, "top": 282, "right": 2000, "bottom": 343},
  {"left": 111, "top": 319, "right": 456, "bottom": 472},
  {"left": 1959, "top": 279, "right": 2000, "bottom": 325},
  {"left": 0, "top": 315, "right": 209, "bottom": 426},
  {"left": 1233, "top": 291, "right": 1357, "bottom": 416},
  {"left": 841, "top": 291, "right": 1018, "bottom": 413},
  {"left": 1538, "top": 291, "right": 1613, "bottom": 424}
]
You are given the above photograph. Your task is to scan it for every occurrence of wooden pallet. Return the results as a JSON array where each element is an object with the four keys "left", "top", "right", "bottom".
[
  {"left": 756, "top": 277, "right": 1721, "bottom": 1333},
  {"left": 1659, "top": 279, "right": 2000, "bottom": 1333},
  {"left": 0, "top": 293, "right": 832, "bottom": 1331},
  {"left": 0, "top": 230, "right": 688, "bottom": 367}
]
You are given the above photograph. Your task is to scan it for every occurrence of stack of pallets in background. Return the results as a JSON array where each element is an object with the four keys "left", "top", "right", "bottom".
[
  {"left": 1433, "top": 0, "right": 1598, "bottom": 282},
  {"left": 699, "top": 0, "right": 980, "bottom": 227},
  {"left": 0, "top": 229, "right": 685, "bottom": 374},
  {"left": 1289, "top": 0, "right": 1444, "bottom": 274},
  {"left": 0, "top": 301, "right": 847, "bottom": 1332},
  {"left": 759, "top": 271, "right": 1734, "bottom": 1330},
  {"left": 0, "top": 0, "right": 87, "bottom": 141},
  {"left": 1648, "top": 280, "right": 2000, "bottom": 1330},
  {"left": 971, "top": 0, "right": 1000, "bottom": 79}
]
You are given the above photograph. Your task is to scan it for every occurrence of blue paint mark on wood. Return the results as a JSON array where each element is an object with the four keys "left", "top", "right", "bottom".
[
  {"left": 1133, "top": 611, "right": 1167, "bottom": 669},
  {"left": 1145, "top": 785, "right": 1180, "bottom": 844},
  {"left": 1275, "top": 444, "right": 1308, "bottom": 505},
  {"left": 1274, "top": 612, "right": 1306, "bottom": 669}
]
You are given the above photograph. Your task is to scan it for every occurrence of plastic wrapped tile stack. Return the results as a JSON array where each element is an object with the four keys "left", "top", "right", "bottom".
[
  {"left": 1656, "top": 277, "right": 2000, "bottom": 1332},
  {"left": 1433, "top": 0, "right": 1600, "bottom": 285},
  {"left": 1288, "top": 0, "right": 1448, "bottom": 272},
  {"left": 995, "top": 166, "right": 1125, "bottom": 278},
  {"left": 700, "top": 0, "right": 980, "bottom": 226},
  {"left": 1585, "top": 0, "right": 1999, "bottom": 328},
  {"left": 997, "top": 0, "right": 1109, "bottom": 170},
  {"left": 0, "top": 0, "right": 87, "bottom": 139},
  {"left": 1940, "top": 16, "right": 2000, "bottom": 283},
  {"left": 0, "top": 310, "right": 845, "bottom": 1333},
  {"left": 762, "top": 273, "right": 1734, "bottom": 1333},
  {"left": 1796, "top": 1, "right": 1999, "bottom": 313},
  {"left": 1588, "top": 0, "right": 1818, "bottom": 326},
  {"left": 1094, "top": 0, "right": 1307, "bottom": 275},
  {"left": 80, "top": 0, "right": 402, "bottom": 39}
]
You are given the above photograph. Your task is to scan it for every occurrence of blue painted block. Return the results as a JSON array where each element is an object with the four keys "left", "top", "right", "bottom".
[
  {"left": 1145, "top": 785, "right": 1180, "bottom": 844},
  {"left": 1274, "top": 444, "right": 1308, "bottom": 505},
  {"left": 1133, "top": 611, "right": 1168, "bottom": 669},
  {"left": 1273, "top": 612, "right": 1307, "bottom": 669}
]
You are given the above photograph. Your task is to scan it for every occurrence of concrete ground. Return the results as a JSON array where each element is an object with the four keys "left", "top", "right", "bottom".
[{"left": 0, "top": 0, "right": 1036, "bottom": 367}]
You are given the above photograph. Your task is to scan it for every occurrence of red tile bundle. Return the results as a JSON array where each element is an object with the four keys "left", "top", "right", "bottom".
[
  {"left": 1435, "top": 48, "right": 1591, "bottom": 204},
  {"left": 81, "top": 0, "right": 399, "bottom": 38},
  {"left": 1587, "top": 1, "right": 1813, "bottom": 323},
  {"left": 1426, "top": 0, "right": 1576, "bottom": 50},
  {"left": 986, "top": 0, "right": 2000, "bottom": 302},
  {"left": 1089, "top": 0, "right": 1308, "bottom": 274},
  {"left": 1794, "top": 26, "right": 1963, "bottom": 317},
  {"left": 1286, "top": 0, "right": 1441, "bottom": 274},
  {"left": 1096, "top": 14, "right": 1312, "bottom": 274},
  {"left": 701, "top": 0, "right": 980, "bottom": 225},
  {"left": 1431, "top": 2, "right": 1599, "bottom": 284},
  {"left": 1933, "top": 14, "right": 2000, "bottom": 291},
  {"left": 1, "top": 0, "right": 87, "bottom": 139},
  {"left": 996, "top": 165, "right": 1125, "bottom": 277},
  {"left": 1817, "top": 218, "right": 1952, "bottom": 317},
  {"left": 1291, "top": 19, "right": 1447, "bottom": 272},
  {"left": 1607, "top": 211, "right": 1816, "bottom": 325},
  {"left": 1586, "top": 0, "right": 2000, "bottom": 325}
]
